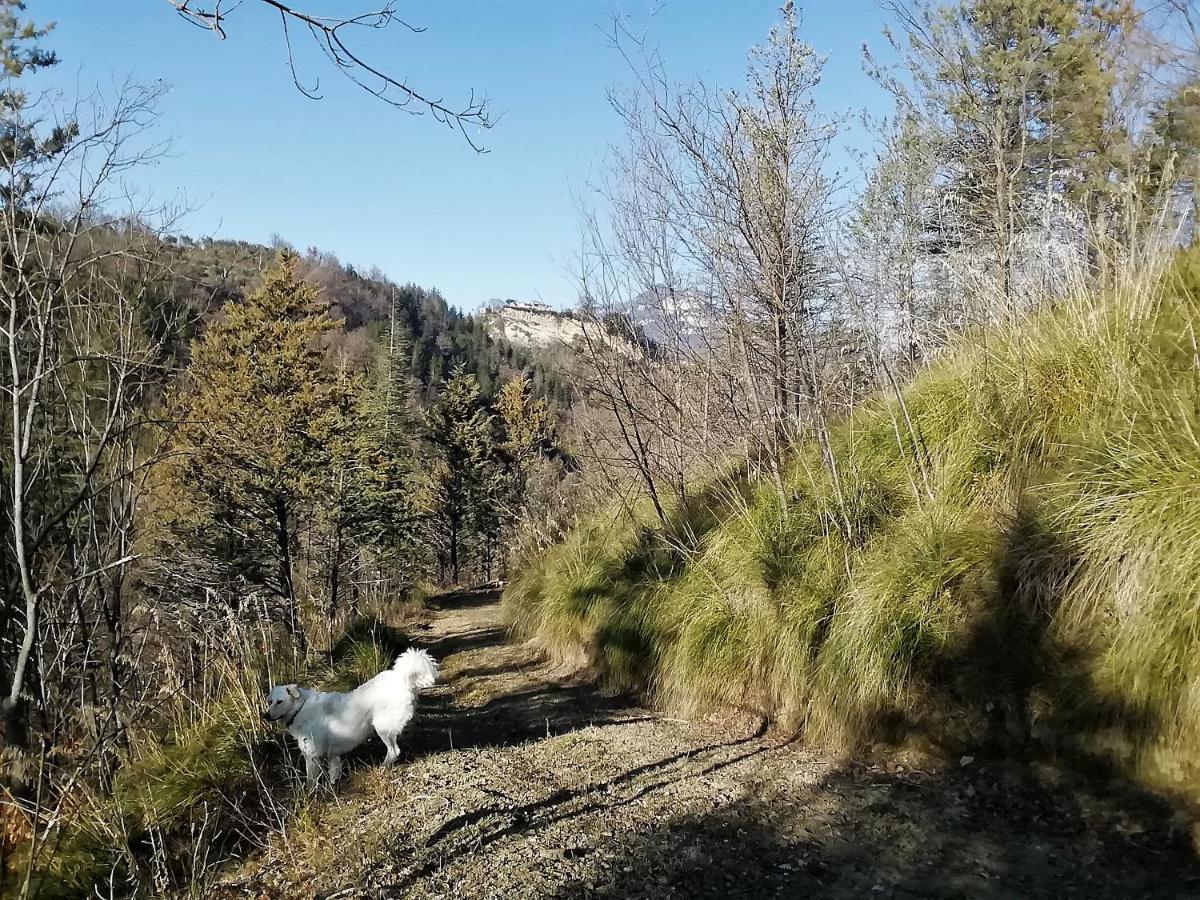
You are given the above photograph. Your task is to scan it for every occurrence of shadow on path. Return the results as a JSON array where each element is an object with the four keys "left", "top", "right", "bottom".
[
  {"left": 350, "top": 588, "right": 1200, "bottom": 899},
  {"left": 407, "top": 589, "right": 646, "bottom": 755},
  {"left": 544, "top": 759, "right": 1200, "bottom": 899},
  {"left": 379, "top": 719, "right": 776, "bottom": 894}
]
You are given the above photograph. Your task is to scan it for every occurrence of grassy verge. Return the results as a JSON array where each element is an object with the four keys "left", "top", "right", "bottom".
[
  {"left": 505, "top": 248, "right": 1200, "bottom": 801},
  {"left": 13, "top": 609, "right": 419, "bottom": 899}
]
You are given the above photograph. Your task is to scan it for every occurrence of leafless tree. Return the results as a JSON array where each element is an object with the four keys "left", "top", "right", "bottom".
[
  {"left": 1163, "top": 1, "right": 1199, "bottom": 73},
  {"left": 0, "top": 80, "right": 178, "bottom": 745},
  {"left": 575, "top": 5, "right": 840, "bottom": 508},
  {"left": 571, "top": 308, "right": 693, "bottom": 526}
]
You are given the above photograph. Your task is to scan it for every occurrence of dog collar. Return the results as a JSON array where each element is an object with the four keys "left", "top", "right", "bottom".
[{"left": 282, "top": 694, "right": 306, "bottom": 728}]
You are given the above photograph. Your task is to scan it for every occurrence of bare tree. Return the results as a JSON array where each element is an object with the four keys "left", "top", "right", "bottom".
[
  {"left": 576, "top": 5, "right": 840, "bottom": 508},
  {"left": 571, "top": 308, "right": 686, "bottom": 525},
  {"left": 842, "top": 113, "right": 973, "bottom": 370},
  {"left": 1163, "top": 1, "right": 1199, "bottom": 74},
  {"left": 169, "top": 1, "right": 494, "bottom": 151},
  {"left": 0, "top": 80, "right": 176, "bottom": 742}
]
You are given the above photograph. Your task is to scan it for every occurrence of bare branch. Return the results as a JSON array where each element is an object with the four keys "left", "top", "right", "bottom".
[{"left": 168, "top": 0, "right": 494, "bottom": 151}]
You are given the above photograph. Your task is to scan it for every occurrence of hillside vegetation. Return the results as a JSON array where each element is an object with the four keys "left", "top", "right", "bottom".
[
  {"left": 20, "top": 610, "right": 420, "bottom": 897},
  {"left": 155, "top": 236, "right": 567, "bottom": 404},
  {"left": 506, "top": 248, "right": 1200, "bottom": 800}
]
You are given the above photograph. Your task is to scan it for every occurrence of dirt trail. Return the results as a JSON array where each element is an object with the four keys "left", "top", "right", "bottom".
[{"left": 225, "top": 589, "right": 1200, "bottom": 899}]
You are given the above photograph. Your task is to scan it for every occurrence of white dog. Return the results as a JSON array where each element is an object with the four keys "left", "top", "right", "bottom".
[{"left": 264, "top": 648, "right": 439, "bottom": 787}]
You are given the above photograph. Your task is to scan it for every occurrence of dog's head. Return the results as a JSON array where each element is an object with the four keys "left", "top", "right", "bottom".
[{"left": 263, "top": 684, "right": 303, "bottom": 723}]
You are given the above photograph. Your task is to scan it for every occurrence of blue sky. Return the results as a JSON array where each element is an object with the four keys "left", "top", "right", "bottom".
[{"left": 35, "top": 1, "right": 896, "bottom": 311}]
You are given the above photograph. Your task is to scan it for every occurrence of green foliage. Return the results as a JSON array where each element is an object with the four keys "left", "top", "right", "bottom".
[
  {"left": 0, "top": 0, "right": 69, "bottom": 204},
  {"left": 960, "top": 0, "right": 1126, "bottom": 198},
  {"left": 880, "top": 0, "right": 1137, "bottom": 275},
  {"left": 157, "top": 253, "right": 348, "bottom": 630},
  {"left": 373, "top": 306, "right": 419, "bottom": 450},
  {"left": 494, "top": 372, "right": 556, "bottom": 521},
  {"left": 0, "top": 1, "right": 55, "bottom": 77},
  {"left": 506, "top": 247, "right": 1200, "bottom": 798},
  {"left": 147, "top": 244, "right": 566, "bottom": 653},
  {"left": 1145, "top": 77, "right": 1200, "bottom": 234},
  {"left": 156, "top": 253, "right": 426, "bottom": 648},
  {"left": 422, "top": 365, "right": 506, "bottom": 582},
  {"left": 156, "top": 236, "right": 533, "bottom": 404},
  {"left": 330, "top": 616, "right": 413, "bottom": 686},
  {"left": 496, "top": 373, "right": 553, "bottom": 466}
]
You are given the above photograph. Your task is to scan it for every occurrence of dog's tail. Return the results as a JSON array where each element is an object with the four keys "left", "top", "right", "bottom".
[{"left": 392, "top": 648, "right": 439, "bottom": 690}]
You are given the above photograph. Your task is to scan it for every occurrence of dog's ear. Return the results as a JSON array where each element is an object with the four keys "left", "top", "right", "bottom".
[{"left": 286, "top": 684, "right": 300, "bottom": 699}]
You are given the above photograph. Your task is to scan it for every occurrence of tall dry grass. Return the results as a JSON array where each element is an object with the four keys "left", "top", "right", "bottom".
[
  {"left": 505, "top": 245, "right": 1200, "bottom": 798},
  {"left": 8, "top": 593, "right": 422, "bottom": 899}
]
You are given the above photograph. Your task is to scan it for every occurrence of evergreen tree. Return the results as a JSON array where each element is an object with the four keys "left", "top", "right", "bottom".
[
  {"left": 161, "top": 252, "right": 347, "bottom": 652},
  {"left": 0, "top": 1, "right": 67, "bottom": 210},
  {"left": 880, "top": 0, "right": 1136, "bottom": 299},
  {"left": 493, "top": 374, "right": 555, "bottom": 571},
  {"left": 422, "top": 365, "right": 499, "bottom": 583},
  {"left": 320, "top": 365, "right": 417, "bottom": 630},
  {"left": 1145, "top": 77, "right": 1200, "bottom": 242},
  {"left": 496, "top": 373, "right": 553, "bottom": 482},
  {"left": 378, "top": 288, "right": 419, "bottom": 451}
]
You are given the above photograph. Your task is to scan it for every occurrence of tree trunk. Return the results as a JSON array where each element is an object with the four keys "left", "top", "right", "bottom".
[
  {"left": 449, "top": 513, "right": 460, "bottom": 585},
  {"left": 102, "top": 567, "right": 128, "bottom": 758},
  {"left": 5, "top": 325, "right": 39, "bottom": 737},
  {"left": 275, "top": 496, "right": 306, "bottom": 655},
  {"left": 328, "top": 497, "right": 344, "bottom": 651}
]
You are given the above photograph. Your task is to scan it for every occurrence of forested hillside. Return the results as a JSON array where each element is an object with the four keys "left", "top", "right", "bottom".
[
  {"left": 154, "top": 235, "right": 571, "bottom": 405},
  {"left": 0, "top": 7, "right": 578, "bottom": 889}
]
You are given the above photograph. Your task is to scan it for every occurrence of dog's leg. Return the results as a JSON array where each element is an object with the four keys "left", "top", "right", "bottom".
[
  {"left": 329, "top": 754, "right": 344, "bottom": 785},
  {"left": 380, "top": 732, "right": 400, "bottom": 767},
  {"left": 304, "top": 753, "right": 321, "bottom": 790}
]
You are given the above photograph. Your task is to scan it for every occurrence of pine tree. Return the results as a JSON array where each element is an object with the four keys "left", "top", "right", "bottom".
[
  {"left": 423, "top": 365, "right": 499, "bottom": 583},
  {"left": 328, "top": 291, "right": 426, "bottom": 609},
  {"left": 880, "top": 0, "right": 1136, "bottom": 301},
  {"left": 492, "top": 374, "right": 555, "bottom": 572},
  {"left": 320, "top": 365, "right": 416, "bottom": 631},
  {"left": 496, "top": 374, "right": 553, "bottom": 479},
  {"left": 0, "top": 2, "right": 67, "bottom": 211},
  {"left": 380, "top": 287, "right": 418, "bottom": 450},
  {"left": 161, "top": 252, "right": 347, "bottom": 652},
  {"left": 1145, "top": 77, "right": 1200, "bottom": 242}
]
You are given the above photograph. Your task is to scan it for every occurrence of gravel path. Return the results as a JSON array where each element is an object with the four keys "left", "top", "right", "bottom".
[{"left": 221, "top": 589, "right": 1200, "bottom": 899}]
